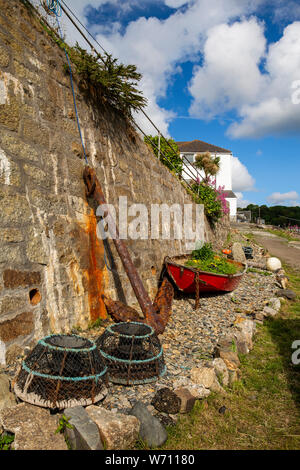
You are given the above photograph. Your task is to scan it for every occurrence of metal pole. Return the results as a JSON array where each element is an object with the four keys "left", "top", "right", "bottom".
[{"left": 158, "top": 132, "right": 161, "bottom": 161}]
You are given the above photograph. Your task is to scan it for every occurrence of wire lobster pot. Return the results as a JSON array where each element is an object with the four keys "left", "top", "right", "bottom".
[
  {"left": 96, "top": 322, "right": 166, "bottom": 385},
  {"left": 14, "top": 334, "right": 108, "bottom": 409}
]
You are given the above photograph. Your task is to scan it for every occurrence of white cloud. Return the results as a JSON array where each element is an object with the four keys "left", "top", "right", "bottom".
[
  {"left": 189, "top": 18, "right": 267, "bottom": 119},
  {"left": 90, "top": 0, "right": 263, "bottom": 132},
  {"left": 32, "top": 1, "right": 300, "bottom": 138},
  {"left": 164, "top": 0, "right": 189, "bottom": 7},
  {"left": 235, "top": 192, "right": 252, "bottom": 208},
  {"left": 228, "top": 22, "right": 300, "bottom": 138},
  {"left": 188, "top": 16, "right": 300, "bottom": 138},
  {"left": 267, "top": 191, "right": 300, "bottom": 205},
  {"left": 231, "top": 156, "right": 255, "bottom": 192}
]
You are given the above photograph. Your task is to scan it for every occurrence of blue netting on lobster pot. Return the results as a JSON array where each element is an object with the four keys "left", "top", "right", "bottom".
[
  {"left": 14, "top": 334, "right": 108, "bottom": 409},
  {"left": 96, "top": 322, "right": 166, "bottom": 385}
]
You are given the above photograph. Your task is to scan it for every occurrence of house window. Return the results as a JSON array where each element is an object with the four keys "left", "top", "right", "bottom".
[{"left": 183, "top": 153, "right": 195, "bottom": 164}]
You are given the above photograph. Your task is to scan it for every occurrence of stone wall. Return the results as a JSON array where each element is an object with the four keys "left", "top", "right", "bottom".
[{"left": 0, "top": 0, "right": 228, "bottom": 365}]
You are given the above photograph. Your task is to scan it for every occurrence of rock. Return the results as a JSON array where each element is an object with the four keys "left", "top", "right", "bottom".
[
  {"left": 227, "top": 368, "right": 241, "bottom": 386},
  {"left": 5, "top": 344, "right": 23, "bottom": 365},
  {"left": 233, "top": 317, "right": 256, "bottom": 353},
  {"left": 268, "top": 298, "right": 281, "bottom": 312},
  {"left": 276, "top": 289, "right": 297, "bottom": 301},
  {"left": 276, "top": 269, "right": 289, "bottom": 289},
  {"left": 174, "top": 388, "right": 197, "bottom": 413},
  {"left": 232, "top": 330, "right": 252, "bottom": 354},
  {"left": 156, "top": 413, "right": 176, "bottom": 427},
  {"left": 128, "top": 401, "right": 168, "bottom": 448},
  {"left": 266, "top": 257, "right": 282, "bottom": 272},
  {"left": 190, "top": 365, "right": 225, "bottom": 393},
  {"left": 232, "top": 242, "right": 246, "bottom": 263},
  {"left": 190, "top": 365, "right": 215, "bottom": 388},
  {"left": 0, "top": 374, "right": 17, "bottom": 410},
  {"left": 214, "top": 335, "right": 235, "bottom": 355},
  {"left": 0, "top": 403, "right": 68, "bottom": 450},
  {"left": 172, "top": 377, "right": 211, "bottom": 399},
  {"left": 63, "top": 406, "right": 103, "bottom": 450},
  {"left": 212, "top": 358, "right": 229, "bottom": 387},
  {"left": 217, "top": 350, "right": 240, "bottom": 370},
  {"left": 86, "top": 406, "right": 140, "bottom": 450},
  {"left": 254, "top": 312, "right": 264, "bottom": 322},
  {"left": 263, "top": 306, "right": 278, "bottom": 318},
  {"left": 151, "top": 388, "right": 181, "bottom": 414},
  {"left": 234, "top": 317, "right": 256, "bottom": 336}
]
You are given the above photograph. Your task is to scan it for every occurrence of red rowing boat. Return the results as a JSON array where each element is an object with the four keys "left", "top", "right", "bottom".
[{"left": 164, "top": 255, "right": 247, "bottom": 308}]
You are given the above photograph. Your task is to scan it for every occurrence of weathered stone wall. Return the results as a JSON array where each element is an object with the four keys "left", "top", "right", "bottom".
[{"left": 0, "top": 0, "right": 228, "bottom": 365}]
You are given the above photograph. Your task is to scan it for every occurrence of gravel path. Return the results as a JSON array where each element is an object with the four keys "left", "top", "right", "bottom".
[{"left": 95, "top": 266, "right": 277, "bottom": 413}]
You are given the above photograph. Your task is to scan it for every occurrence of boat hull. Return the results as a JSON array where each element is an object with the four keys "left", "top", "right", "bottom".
[{"left": 164, "top": 256, "right": 246, "bottom": 294}]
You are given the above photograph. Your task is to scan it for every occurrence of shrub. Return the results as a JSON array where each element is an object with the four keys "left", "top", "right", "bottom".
[
  {"left": 144, "top": 135, "right": 183, "bottom": 175},
  {"left": 191, "top": 182, "right": 223, "bottom": 223}
]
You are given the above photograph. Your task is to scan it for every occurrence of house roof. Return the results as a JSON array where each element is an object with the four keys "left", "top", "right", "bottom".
[
  {"left": 222, "top": 190, "right": 237, "bottom": 199},
  {"left": 176, "top": 139, "right": 232, "bottom": 154}
]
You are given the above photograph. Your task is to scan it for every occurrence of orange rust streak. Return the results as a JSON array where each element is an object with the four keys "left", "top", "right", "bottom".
[{"left": 85, "top": 212, "right": 107, "bottom": 321}]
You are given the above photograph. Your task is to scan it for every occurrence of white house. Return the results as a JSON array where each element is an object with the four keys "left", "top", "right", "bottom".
[{"left": 176, "top": 139, "right": 237, "bottom": 221}]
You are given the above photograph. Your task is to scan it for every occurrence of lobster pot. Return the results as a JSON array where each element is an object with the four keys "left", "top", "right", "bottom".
[
  {"left": 96, "top": 322, "right": 166, "bottom": 385},
  {"left": 243, "top": 246, "right": 253, "bottom": 259},
  {"left": 14, "top": 335, "right": 107, "bottom": 409}
]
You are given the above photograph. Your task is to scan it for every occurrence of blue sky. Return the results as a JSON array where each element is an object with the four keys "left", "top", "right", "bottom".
[{"left": 42, "top": 1, "right": 300, "bottom": 208}]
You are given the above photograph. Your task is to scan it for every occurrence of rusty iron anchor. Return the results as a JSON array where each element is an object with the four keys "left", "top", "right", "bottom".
[{"left": 83, "top": 166, "right": 173, "bottom": 335}]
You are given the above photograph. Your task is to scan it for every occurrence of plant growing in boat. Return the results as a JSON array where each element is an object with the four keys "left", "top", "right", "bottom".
[{"left": 185, "top": 242, "right": 239, "bottom": 275}]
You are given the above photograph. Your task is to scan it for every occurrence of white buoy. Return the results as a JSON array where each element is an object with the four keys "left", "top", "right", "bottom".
[{"left": 266, "top": 257, "right": 282, "bottom": 272}]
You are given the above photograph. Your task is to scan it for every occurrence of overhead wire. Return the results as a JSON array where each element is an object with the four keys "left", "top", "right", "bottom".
[{"left": 52, "top": 0, "right": 203, "bottom": 186}]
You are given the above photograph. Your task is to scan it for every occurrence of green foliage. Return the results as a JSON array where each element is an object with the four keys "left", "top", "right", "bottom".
[
  {"left": 190, "top": 242, "right": 214, "bottom": 261},
  {"left": 144, "top": 135, "right": 183, "bottom": 175},
  {"left": 88, "top": 317, "right": 104, "bottom": 329},
  {"left": 185, "top": 257, "right": 238, "bottom": 275},
  {"left": 39, "top": 20, "right": 146, "bottom": 117},
  {"left": 69, "top": 45, "right": 147, "bottom": 115},
  {"left": 191, "top": 182, "right": 223, "bottom": 223},
  {"left": 55, "top": 414, "right": 73, "bottom": 435},
  {"left": 0, "top": 433, "right": 14, "bottom": 451},
  {"left": 247, "top": 267, "right": 273, "bottom": 276},
  {"left": 267, "top": 228, "right": 299, "bottom": 242},
  {"left": 243, "top": 204, "right": 300, "bottom": 227},
  {"left": 185, "top": 242, "right": 238, "bottom": 275}
]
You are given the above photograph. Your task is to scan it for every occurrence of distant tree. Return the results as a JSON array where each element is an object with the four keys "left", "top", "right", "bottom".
[
  {"left": 144, "top": 135, "right": 183, "bottom": 175},
  {"left": 244, "top": 204, "right": 300, "bottom": 226}
]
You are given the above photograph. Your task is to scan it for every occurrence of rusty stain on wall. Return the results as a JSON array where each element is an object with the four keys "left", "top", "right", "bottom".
[{"left": 83, "top": 211, "right": 107, "bottom": 321}]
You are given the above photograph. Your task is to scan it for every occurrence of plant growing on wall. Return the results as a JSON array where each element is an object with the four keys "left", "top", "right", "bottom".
[
  {"left": 69, "top": 45, "right": 147, "bottom": 116},
  {"left": 144, "top": 135, "right": 183, "bottom": 175},
  {"left": 39, "top": 17, "right": 147, "bottom": 117}
]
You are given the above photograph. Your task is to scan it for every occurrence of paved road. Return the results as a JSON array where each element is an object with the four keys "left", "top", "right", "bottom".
[
  {"left": 239, "top": 227, "right": 300, "bottom": 270},
  {"left": 253, "top": 235, "right": 300, "bottom": 270}
]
